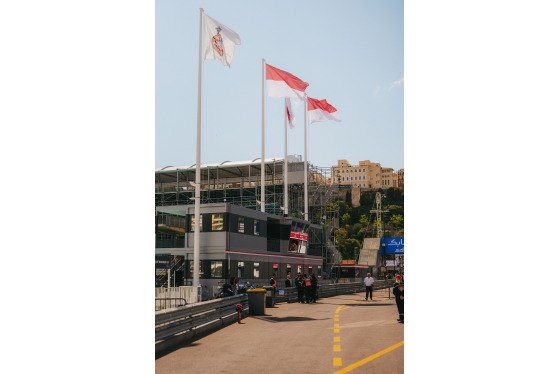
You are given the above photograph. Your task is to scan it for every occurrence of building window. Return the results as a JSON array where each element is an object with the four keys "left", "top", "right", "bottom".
[
  {"left": 189, "top": 260, "right": 203, "bottom": 278},
  {"left": 254, "top": 262, "right": 260, "bottom": 278},
  {"left": 254, "top": 220, "right": 260, "bottom": 236},
  {"left": 237, "top": 262, "right": 245, "bottom": 278},
  {"left": 210, "top": 260, "right": 223, "bottom": 278},
  {"left": 190, "top": 216, "right": 202, "bottom": 232},
  {"left": 238, "top": 216, "right": 245, "bottom": 232},
  {"left": 212, "top": 214, "right": 224, "bottom": 231}
]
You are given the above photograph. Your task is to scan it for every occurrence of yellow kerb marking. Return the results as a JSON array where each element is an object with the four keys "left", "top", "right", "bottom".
[
  {"left": 335, "top": 315, "right": 339, "bottom": 318},
  {"left": 334, "top": 328, "right": 339, "bottom": 333},
  {"left": 333, "top": 357, "right": 342, "bottom": 367},
  {"left": 334, "top": 323, "right": 339, "bottom": 327},
  {"left": 335, "top": 318, "right": 339, "bottom": 321},
  {"left": 333, "top": 345, "right": 341, "bottom": 352},
  {"left": 334, "top": 341, "right": 404, "bottom": 374},
  {"left": 334, "top": 337, "right": 340, "bottom": 342}
]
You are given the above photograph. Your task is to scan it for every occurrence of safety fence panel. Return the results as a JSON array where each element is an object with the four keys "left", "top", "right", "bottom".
[{"left": 155, "top": 286, "right": 200, "bottom": 310}]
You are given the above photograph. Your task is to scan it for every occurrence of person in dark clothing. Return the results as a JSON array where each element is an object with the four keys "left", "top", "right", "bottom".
[
  {"left": 310, "top": 274, "right": 318, "bottom": 303},
  {"left": 285, "top": 272, "right": 292, "bottom": 288},
  {"left": 304, "top": 274, "right": 312, "bottom": 303},
  {"left": 393, "top": 280, "right": 404, "bottom": 323},
  {"left": 296, "top": 273, "right": 305, "bottom": 303},
  {"left": 270, "top": 273, "right": 277, "bottom": 295}
]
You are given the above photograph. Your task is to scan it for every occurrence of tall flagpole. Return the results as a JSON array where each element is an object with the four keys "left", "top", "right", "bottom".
[
  {"left": 304, "top": 94, "right": 309, "bottom": 221},
  {"left": 284, "top": 99, "right": 288, "bottom": 216},
  {"left": 193, "top": 7, "right": 204, "bottom": 290},
  {"left": 261, "top": 59, "right": 266, "bottom": 212}
]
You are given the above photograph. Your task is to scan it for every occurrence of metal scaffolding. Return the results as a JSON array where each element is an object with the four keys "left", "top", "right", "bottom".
[{"left": 155, "top": 156, "right": 342, "bottom": 278}]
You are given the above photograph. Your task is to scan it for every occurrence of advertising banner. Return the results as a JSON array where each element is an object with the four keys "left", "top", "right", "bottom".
[
  {"left": 290, "top": 232, "right": 308, "bottom": 241},
  {"left": 380, "top": 238, "right": 404, "bottom": 254}
]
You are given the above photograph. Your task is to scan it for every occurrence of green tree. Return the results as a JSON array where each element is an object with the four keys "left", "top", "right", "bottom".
[
  {"left": 359, "top": 214, "right": 369, "bottom": 226},
  {"left": 340, "top": 238, "right": 362, "bottom": 260},
  {"left": 335, "top": 228, "right": 348, "bottom": 244},
  {"left": 389, "top": 214, "right": 404, "bottom": 227}
]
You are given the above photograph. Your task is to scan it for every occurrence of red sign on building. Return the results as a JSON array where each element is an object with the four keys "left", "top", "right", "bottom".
[{"left": 290, "top": 232, "right": 308, "bottom": 241}]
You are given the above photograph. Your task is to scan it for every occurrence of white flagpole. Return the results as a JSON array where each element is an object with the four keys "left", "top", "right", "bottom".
[
  {"left": 284, "top": 99, "right": 289, "bottom": 216},
  {"left": 304, "top": 94, "right": 309, "bottom": 221},
  {"left": 193, "top": 7, "right": 204, "bottom": 289},
  {"left": 261, "top": 59, "right": 266, "bottom": 212}
]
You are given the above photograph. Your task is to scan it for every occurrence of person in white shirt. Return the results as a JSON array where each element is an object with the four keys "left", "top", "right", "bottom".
[{"left": 364, "top": 273, "right": 375, "bottom": 301}]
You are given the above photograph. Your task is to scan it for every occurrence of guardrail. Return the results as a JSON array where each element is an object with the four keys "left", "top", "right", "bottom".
[
  {"left": 275, "top": 280, "right": 394, "bottom": 303},
  {"left": 156, "top": 281, "right": 396, "bottom": 353},
  {"left": 155, "top": 298, "right": 187, "bottom": 311},
  {"left": 155, "top": 294, "right": 248, "bottom": 354}
]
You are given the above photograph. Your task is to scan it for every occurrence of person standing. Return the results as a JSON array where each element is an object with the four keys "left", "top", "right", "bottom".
[
  {"left": 233, "top": 276, "right": 239, "bottom": 295},
  {"left": 285, "top": 272, "right": 292, "bottom": 288},
  {"left": 304, "top": 274, "right": 312, "bottom": 303},
  {"left": 393, "top": 276, "right": 404, "bottom": 323},
  {"left": 296, "top": 273, "right": 305, "bottom": 303},
  {"left": 270, "top": 273, "right": 277, "bottom": 295},
  {"left": 364, "top": 273, "right": 375, "bottom": 301},
  {"left": 310, "top": 273, "right": 318, "bottom": 303}
]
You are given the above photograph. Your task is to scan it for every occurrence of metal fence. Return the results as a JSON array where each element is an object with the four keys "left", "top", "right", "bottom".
[
  {"left": 275, "top": 280, "right": 395, "bottom": 303},
  {"left": 155, "top": 294, "right": 248, "bottom": 354},
  {"left": 155, "top": 286, "right": 200, "bottom": 311}
]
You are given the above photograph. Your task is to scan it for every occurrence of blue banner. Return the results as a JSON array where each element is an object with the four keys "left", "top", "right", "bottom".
[{"left": 380, "top": 238, "right": 404, "bottom": 254}]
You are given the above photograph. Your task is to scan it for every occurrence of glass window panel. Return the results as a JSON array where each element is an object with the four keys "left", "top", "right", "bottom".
[
  {"left": 253, "top": 262, "right": 260, "bottom": 278},
  {"left": 238, "top": 217, "right": 245, "bottom": 232},
  {"left": 210, "top": 261, "right": 223, "bottom": 278},
  {"left": 212, "top": 214, "right": 223, "bottom": 231},
  {"left": 190, "top": 216, "right": 202, "bottom": 232}
]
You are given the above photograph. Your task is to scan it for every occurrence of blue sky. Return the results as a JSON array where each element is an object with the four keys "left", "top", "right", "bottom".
[{"left": 156, "top": 0, "right": 403, "bottom": 170}]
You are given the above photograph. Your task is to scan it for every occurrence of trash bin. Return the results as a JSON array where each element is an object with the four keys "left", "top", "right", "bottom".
[
  {"left": 246, "top": 289, "right": 266, "bottom": 315},
  {"left": 263, "top": 286, "right": 276, "bottom": 308}
]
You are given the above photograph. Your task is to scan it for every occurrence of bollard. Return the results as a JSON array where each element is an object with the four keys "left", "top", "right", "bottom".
[{"left": 235, "top": 303, "right": 242, "bottom": 324}]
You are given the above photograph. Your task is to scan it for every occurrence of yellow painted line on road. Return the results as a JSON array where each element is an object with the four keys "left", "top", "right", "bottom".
[
  {"left": 333, "top": 357, "right": 342, "bottom": 367},
  {"left": 334, "top": 337, "right": 340, "bottom": 342},
  {"left": 334, "top": 328, "right": 339, "bottom": 333},
  {"left": 334, "top": 323, "right": 339, "bottom": 327},
  {"left": 333, "top": 345, "right": 341, "bottom": 352},
  {"left": 335, "top": 314, "right": 339, "bottom": 318},
  {"left": 334, "top": 341, "right": 404, "bottom": 374},
  {"left": 334, "top": 318, "right": 339, "bottom": 321}
]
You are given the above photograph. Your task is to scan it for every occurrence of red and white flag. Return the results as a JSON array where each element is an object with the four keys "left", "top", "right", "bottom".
[
  {"left": 285, "top": 98, "right": 295, "bottom": 129},
  {"left": 266, "top": 64, "right": 309, "bottom": 100},
  {"left": 307, "top": 97, "right": 341, "bottom": 124}
]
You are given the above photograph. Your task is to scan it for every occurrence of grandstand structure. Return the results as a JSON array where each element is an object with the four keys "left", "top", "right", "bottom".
[{"left": 155, "top": 156, "right": 343, "bottom": 282}]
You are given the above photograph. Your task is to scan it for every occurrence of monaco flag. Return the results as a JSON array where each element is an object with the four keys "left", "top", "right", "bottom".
[
  {"left": 266, "top": 64, "right": 309, "bottom": 100},
  {"left": 307, "top": 97, "right": 341, "bottom": 124},
  {"left": 285, "top": 98, "right": 295, "bottom": 129},
  {"left": 203, "top": 14, "right": 241, "bottom": 67}
]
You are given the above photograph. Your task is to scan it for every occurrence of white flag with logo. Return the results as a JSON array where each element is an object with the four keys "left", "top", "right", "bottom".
[{"left": 203, "top": 14, "right": 241, "bottom": 67}]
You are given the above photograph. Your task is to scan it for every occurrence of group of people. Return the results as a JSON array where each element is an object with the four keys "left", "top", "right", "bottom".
[
  {"left": 277, "top": 272, "right": 318, "bottom": 303},
  {"left": 364, "top": 272, "right": 404, "bottom": 324}
]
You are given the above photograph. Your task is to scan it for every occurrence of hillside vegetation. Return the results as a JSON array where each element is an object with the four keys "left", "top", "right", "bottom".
[{"left": 335, "top": 187, "right": 404, "bottom": 260}]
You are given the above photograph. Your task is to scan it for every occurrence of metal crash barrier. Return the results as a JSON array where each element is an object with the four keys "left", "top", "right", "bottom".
[
  {"left": 155, "top": 294, "right": 248, "bottom": 354},
  {"left": 156, "top": 281, "right": 396, "bottom": 353},
  {"left": 275, "top": 280, "right": 394, "bottom": 303}
]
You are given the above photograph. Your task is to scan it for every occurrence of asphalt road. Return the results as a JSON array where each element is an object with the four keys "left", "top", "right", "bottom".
[{"left": 156, "top": 289, "right": 404, "bottom": 374}]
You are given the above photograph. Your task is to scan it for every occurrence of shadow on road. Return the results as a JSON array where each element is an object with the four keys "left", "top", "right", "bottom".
[
  {"left": 156, "top": 340, "right": 201, "bottom": 360},
  {"left": 250, "top": 315, "right": 329, "bottom": 323}
]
